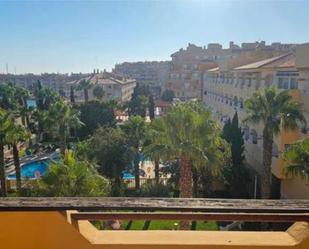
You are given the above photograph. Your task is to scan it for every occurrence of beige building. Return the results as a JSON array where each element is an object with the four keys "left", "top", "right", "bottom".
[
  {"left": 164, "top": 42, "right": 297, "bottom": 101},
  {"left": 65, "top": 72, "right": 136, "bottom": 103},
  {"left": 163, "top": 43, "right": 217, "bottom": 100},
  {"left": 203, "top": 45, "right": 309, "bottom": 199},
  {"left": 114, "top": 61, "right": 170, "bottom": 97}
]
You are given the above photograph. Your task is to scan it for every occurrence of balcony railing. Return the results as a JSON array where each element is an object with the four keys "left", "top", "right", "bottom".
[{"left": 0, "top": 197, "right": 309, "bottom": 249}]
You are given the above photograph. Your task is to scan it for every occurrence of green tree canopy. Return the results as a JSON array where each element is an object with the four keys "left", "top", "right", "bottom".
[
  {"left": 144, "top": 102, "right": 226, "bottom": 198},
  {"left": 38, "top": 100, "right": 82, "bottom": 153},
  {"left": 122, "top": 115, "right": 146, "bottom": 189},
  {"left": 222, "top": 112, "right": 250, "bottom": 197},
  {"left": 161, "top": 89, "right": 175, "bottom": 102},
  {"left": 284, "top": 138, "right": 309, "bottom": 181},
  {"left": 127, "top": 84, "right": 149, "bottom": 118},
  {"left": 244, "top": 87, "right": 306, "bottom": 198},
  {"left": 29, "top": 152, "right": 111, "bottom": 197},
  {"left": 148, "top": 95, "right": 155, "bottom": 120},
  {"left": 88, "top": 127, "right": 133, "bottom": 196},
  {"left": 0, "top": 108, "right": 14, "bottom": 196},
  {"left": 92, "top": 84, "right": 105, "bottom": 100},
  {"left": 6, "top": 124, "right": 30, "bottom": 194},
  {"left": 77, "top": 101, "right": 116, "bottom": 139},
  {"left": 76, "top": 79, "right": 92, "bottom": 102}
]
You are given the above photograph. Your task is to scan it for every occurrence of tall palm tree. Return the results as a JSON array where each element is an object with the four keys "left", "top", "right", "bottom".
[
  {"left": 284, "top": 137, "right": 309, "bottom": 181},
  {"left": 43, "top": 101, "right": 83, "bottom": 154},
  {"left": 77, "top": 79, "right": 92, "bottom": 102},
  {"left": 0, "top": 109, "right": 14, "bottom": 196},
  {"left": 14, "top": 86, "right": 31, "bottom": 127},
  {"left": 6, "top": 124, "right": 30, "bottom": 194},
  {"left": 244, "top": 87, "right": 306, "bottom": 199},
  {"left": 31, "top": 151, "right": 111, "bottom": 197},
  {"left": 0, "top": 83, "right": 16, "bottom": 110},
  {"left": 144, "top": 102, "right": 224, "bottom": 198},
  {"left": 122, "top": 116, "right": 146, "bottom": 189}
]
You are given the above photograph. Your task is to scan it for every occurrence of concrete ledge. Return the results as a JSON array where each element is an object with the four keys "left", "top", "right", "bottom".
[{"left": 93, "top": 230, "right": 297, "bottom": 246}]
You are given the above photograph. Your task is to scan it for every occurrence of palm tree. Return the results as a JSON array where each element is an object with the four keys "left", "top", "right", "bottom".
[
  {"left": 42, "top": 101, "right": 83, "bottom": 154},
  {"left": 0, "top": 82, "right": 16, "bottom": 110},
  {"left": 6, "top": 124, "right": 30, "bottom": 194},
  {"left": 144, "top": 102, "right": 224, "bottom": 198},
  {"left": 14, "top": 86, "right": 31, "bottom": 127},
  {"left": 244, "top": 87, "right": 306, "bottom": 199},
  {"left": 31, "top": 151, "right": 111, "bottom": 197},
  {"left": 77, "top": 79, "right": 92, "bottom": 102},
  {"left": 122, "top": 116, "right": 146, "bottom": 189},
  {"left": 284, "top": 138, "right": 309, "bottom": 181},
  {"left": 0, "top": 109, "right": 14, "bottom": 196}
]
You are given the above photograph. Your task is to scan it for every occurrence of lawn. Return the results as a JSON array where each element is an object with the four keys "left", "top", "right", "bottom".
[{"left": 116, "top": 220, "right": 218, "bottom": 230}]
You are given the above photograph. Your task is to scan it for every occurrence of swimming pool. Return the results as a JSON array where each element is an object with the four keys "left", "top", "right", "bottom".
[
  {"left": 122, "top": 172, "right": 135, "bottom": 180},
  {"left": 7, "top": 160, "right": 49, "bottom": 180}
]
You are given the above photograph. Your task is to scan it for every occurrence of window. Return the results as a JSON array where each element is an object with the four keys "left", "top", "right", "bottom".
[
  {"left": 243, "top": 126, "right": 250, "bottom": 141},
  {"left": 290, "top": 78, "right": 298, "bottom": 89},
  {"left": 283, "top": 78, "right": 289, "bottom": 89},
  {"left": 278, "top": 77, "right": 284, "bottom": 88},
  {"left": 251, "top": 129, "right": 258, "bottom": 144},
  {"left": 272, "top": 143, "right": 279, "bottom": 158},
  {"left": 278, "top": 77, "right": 289, "bottom": 89},
  {"left": 239, "top": 98, "right": 244, "bottom": 108},
  {"left": 233, "top": 96, "right": 238, "bottom": 107},
  {"left": 277, "top": 71, "right": 299, "bottom": 89}
]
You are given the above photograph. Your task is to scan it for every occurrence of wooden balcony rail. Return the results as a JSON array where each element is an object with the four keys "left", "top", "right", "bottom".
[
  {"left": 0, "top": 197, "right": 308, "bottom": 216},
  {"left": 70, "top": 212, "right": 309, "bottom": 222}
]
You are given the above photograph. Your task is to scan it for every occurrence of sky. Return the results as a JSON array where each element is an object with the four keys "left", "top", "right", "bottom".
[{"left": 0, "top": 0, "right": 309, "bottom": 74}]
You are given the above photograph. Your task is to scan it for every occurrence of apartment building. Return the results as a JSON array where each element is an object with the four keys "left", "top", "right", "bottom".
[
  {"left": 163, "top": 43, "right": 218, "bottom": 100},
  {"left": 0, "top": 73, "right": 87, "bottom": 92},
  {"left": 114, "top": 61, "right": 170, "bottom": 97},
  {"left": 165, "top": 42, "right": 298, "bottom": 101},
  {"left": 203, "top": 44, "right": 309, "bottom": 199},
  {"left": 65, "top": 72, "right": 136, "bottom": 103}
]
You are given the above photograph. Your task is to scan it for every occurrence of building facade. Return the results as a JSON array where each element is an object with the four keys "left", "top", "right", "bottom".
[
  {"left": 0, "top": 73, "right": 87, "bottom": 92},
  {"left": 163, "top": 43, "right": 218, "bottom": 100},
  {"left": 65, "top": 72, "right": 136, "bottom": 103},
  {"left": 203, "top": 44, "right": 309, "bottom": 199},
  {"left": 165, "top": 42, "right": 298, "bottom": 101},
  {"left": 114, "top": 61, "right": 170, "bottom": 98}
]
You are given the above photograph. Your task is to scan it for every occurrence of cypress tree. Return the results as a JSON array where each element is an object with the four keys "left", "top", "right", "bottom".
[
  {"left": 148, "top": 95, "right": 155, "bottom": 120},
  {"left": 70, "top": 86, "right": 75, "bottom": 103},
  {"left": 222, "top": 112, "right": 249, "bottom": 197}
]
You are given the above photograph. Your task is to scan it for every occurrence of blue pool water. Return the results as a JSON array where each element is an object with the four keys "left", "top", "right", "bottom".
[
  {"left": 122, "top": 172, "right": 135, "bottom": 180},
  {"left": 7, "top": 160, "right": 49, "bottom": 180},
  {"left": 26, "top": 99, "right": 37, "bottom": 108}
]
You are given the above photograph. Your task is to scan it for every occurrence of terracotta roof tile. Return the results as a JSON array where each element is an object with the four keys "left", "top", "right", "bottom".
[{"left": 234, "top": 53, "right": 293, "bottom": 70}]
